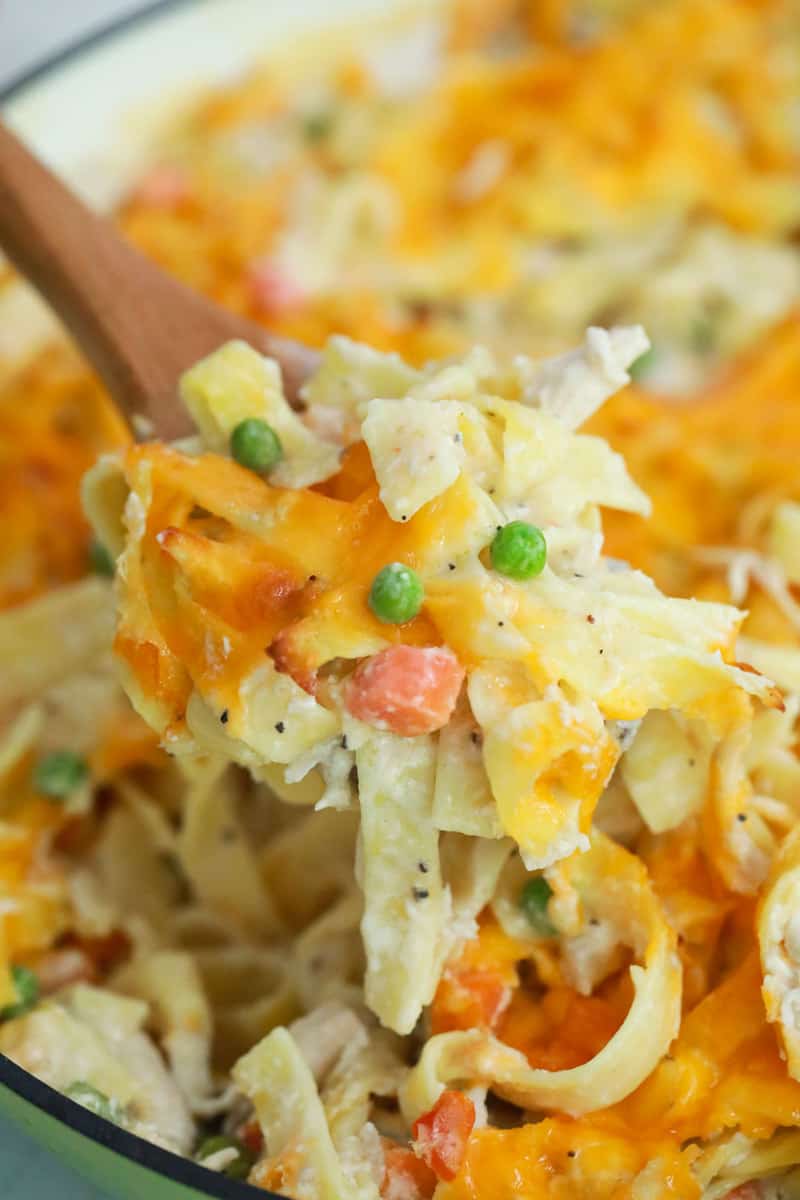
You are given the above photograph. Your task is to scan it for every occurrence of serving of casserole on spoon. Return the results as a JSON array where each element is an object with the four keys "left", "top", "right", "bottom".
[{"left": 0, "top": 119, "right": 316, "bottom": 440}]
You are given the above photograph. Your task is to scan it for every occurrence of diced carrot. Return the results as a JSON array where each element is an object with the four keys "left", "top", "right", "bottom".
[
  {"left": 412, "top": 1091, "right": 476, "bottom": 1182},
  {"left": 345, "top": 645, "right": 464, "bottom": 736},
  {"left": 431, "top": 966, "right": 512, "bottom": 1035},
  {"left": 34, "top": 929, "right": 132, "bottom": 992},
  {"left": 381, "top": 1145, "right": 437, "bottom": 1200},
  {"left": 237, "top": 1117, "right": 264, "bottom": 1157},
  {"left": 248, "top": 256, "right": 307, "bottom": 315},
  {"left": 73, "top": 929, "right": 132, "bottom": 976},
  {"left": 431, "top": 919, "right": 521, "bottom": 1035}
]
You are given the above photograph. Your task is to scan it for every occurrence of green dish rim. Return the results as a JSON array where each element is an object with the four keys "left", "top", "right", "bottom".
[
  {"left": 0, "top": 3, "right": 282, "bottom": 1195},
  {"left": 0, "top": 1053, "right": 263, "bottom": 1197}
]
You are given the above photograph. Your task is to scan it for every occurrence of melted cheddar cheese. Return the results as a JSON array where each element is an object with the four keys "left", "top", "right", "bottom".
[{"left": 438, "top": 1121, "right": 700, "bottom": 1200}]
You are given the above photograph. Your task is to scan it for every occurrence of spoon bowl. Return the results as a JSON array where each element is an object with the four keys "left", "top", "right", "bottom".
[{"left": 0, "top": 119, "right": 317, "bottom": 440}]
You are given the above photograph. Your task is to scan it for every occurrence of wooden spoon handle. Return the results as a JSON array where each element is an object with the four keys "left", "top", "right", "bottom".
[{"left": 0, "top": 120, "right": 314, "bottom": 439}]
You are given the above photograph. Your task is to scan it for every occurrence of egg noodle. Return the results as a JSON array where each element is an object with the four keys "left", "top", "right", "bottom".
[{"left": 1, "top": 2, "right": 800, "bottom": 1198}]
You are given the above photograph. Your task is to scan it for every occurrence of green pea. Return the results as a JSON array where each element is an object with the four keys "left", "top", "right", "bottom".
[
  {"left": 368, "top": 562, "right": 424, "bottom": 624},
  {"left": 196, "top": 1135, "right": 255, "bottom": 1181},
  {"left": 628, "top": 346, "right": 656, "bottom": 382},
  {"left": 0, "top": 964, "right": 39, "bottom": 1020},
  {"left": 303, "top": 112, "right": 333, "bottom": 143},
  {"left": 64, "top": 1082, "right": 124, "bottom": 1125},
  {"left": 33, "top": 751, "right": 89, "bottom": 800},
  {"left": 519, "top": 876, "right": 556, "bottom": 937},
  {"left": 689, "top": 316, "right": 716, "bottom": 355},
  {"left": 490, "top": 522, "right": 547, "bottom": 580},
  {"left": 88, "top": 539, "right": 115, "bottom": 578},
  {"left": 230, "top": 418, "right": 283, "bottom": 474}
]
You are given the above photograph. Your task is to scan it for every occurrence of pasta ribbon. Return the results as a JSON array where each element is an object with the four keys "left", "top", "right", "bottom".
[
  {"left": 357, "top": 732, "right": 446, "bottom": 1035},
  {"left": 707, "top": 697, "right": 800, "bottom": 894},
  {"left": 0, "top": 985, "right": 194, "bottom": 1152},
  {"left": 759, "top": 825, "right": 800, "bottom": 1080},
  {"left": 176, "top": 758, "right": 283, "bottom": 938},
  {"left": 114, "top": 950, "right": 215, "bottom": 1112},
  {"left": 233, "top": 1026, "right": 355, "bottom": 1200},
  {"left": 401, "top": 833, "right": 681, "bottom": 1119},
  {"left": 475, "top": 683, "right": 616, "bottom": 869}
]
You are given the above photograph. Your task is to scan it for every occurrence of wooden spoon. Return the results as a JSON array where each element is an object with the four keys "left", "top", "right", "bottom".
[{"left": 0, "top": 119, "right": 317, "bottom": 440}]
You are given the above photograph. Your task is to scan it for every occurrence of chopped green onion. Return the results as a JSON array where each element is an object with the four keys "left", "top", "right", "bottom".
[
  {"left": 490, "top": 522, "right": 547, "bottom": 581},
  {"left": 230, "top": 418, "right": 283, "bottom": 474},
  {"left": 0, "top": 964, "right": 39, "bottom": 1020},
  {"left": 64, "top": 1082, "right": 124, "bottom": 1125},
  {"left": 302, "top": 112, "right": 333, "bottom": 143},
  {"left": 196, "top": 1135, "right": 255, "bottom": 1181},
  {"left": 368, "top": 563, "right": 424, "bottom": 624},
  {"left": 33, "top": 750, "right": 89, "bottom": 800},
  {"left": 88, "top": 539, "right": 115, "bottom": 578},
  {"left": 628, "top": 346, "right": 656, "bottom": 382},
  {"left": 519, "top": 876, "right": 556, "bottom": 936}
]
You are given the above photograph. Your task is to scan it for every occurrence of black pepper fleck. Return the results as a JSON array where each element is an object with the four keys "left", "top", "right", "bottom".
[
  {"left": 341, "top": 735, "right": 349, "bottom": 750},
  {"left": 448, "top": 562, "right": 456, "bottom": 571},
  {"left": 418, "top": 861, "right": 429, "bottom": 874},
  {"left": 688, "top": 758, "right": 696, "bottom": 767},
  {"left": 496, "top": 525, "right": 503, "bottom": 532},
  {"left": 737, "top": 812, "right": 747, "bottom": 822},
  {"left": 567, "top": 1151, "right": 576, "bottom": 1159},
  {"left": 220, "top": 709, "right": 229, "bottom": 725},
  {"left": 497, "top": 620, "right": 505, "bottom": 627},
  {"left": 470, "top": 731, "right": 482, "bottom": 746},
  {"left": 308, "top": 574, "right": 317, "bottom": 582},
  {"left": 412, "top": 887, "right": 429, "bottom": 900},
  {"left": 400, "top": 515, "right": 408, "bottom": 522},
  {"left": 275, "top": 721, "right": 285, "bottom": 733},
  {"left": 598, "top": 648, "right": 604, "bottom": 655},
  {"left": 589, "top": 917, "right": 600, "bottom": 926}
]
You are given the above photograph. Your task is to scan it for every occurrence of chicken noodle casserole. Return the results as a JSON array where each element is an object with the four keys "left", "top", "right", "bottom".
[{"left": 1, "top": 2, "right": 800, "bottom": 1199}]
